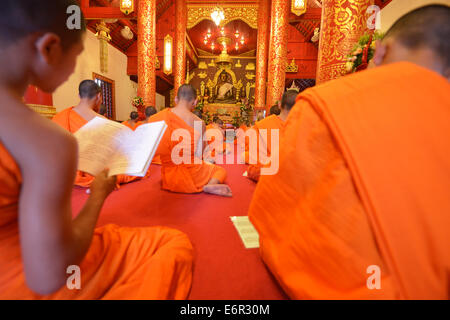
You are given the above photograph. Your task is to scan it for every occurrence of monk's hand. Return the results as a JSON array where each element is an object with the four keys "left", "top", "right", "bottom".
[{"left": 90, "top": 169, "right": 117, "bottom": 200}]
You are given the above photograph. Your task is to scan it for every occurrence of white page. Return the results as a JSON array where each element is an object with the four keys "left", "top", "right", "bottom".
[
  {"left": 230, "top": 216, "right": 260, "bottom": 249},
  {"left": 108, "top": 121, "right": 167, "bottom": 177},
  {"left": 74, "top": 117, "right": 131, "bottom": 176}
]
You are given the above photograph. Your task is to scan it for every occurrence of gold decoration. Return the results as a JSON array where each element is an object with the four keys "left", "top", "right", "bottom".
[
  {"left": 246, "top": 82, "right": 255, "bottom": 99},
  {"left": 199, "top": 61, "right": 208, "bottom": 69},
  {"left": 291, "top": 0, "right": 307, "bottom": 16},
  {"left": 28, "top": 104, "right": 57, "bottom": 119},
  {"left": 187, "top": 5, "right": 259, "bottom": 29},
  {"left": 208, "top": 59, "right": 216, "bottom": 67},
  {"left": 235, "top": 59, "right": 242, "bottom": 68},
  {"left": 95, "top": 21, "right": 112, "bottom": 73},
  {"left": 286, "top": 58, "right": 299, "bottom": 73},
  {"left": 155, "top": 56, "right": 161, "bottom": 69},
  {"left": 245, "top": 62, "right": 256, "bottom": 71},
  {"left": 120, "top": 0, "right": 135, "bottom": 15},
  {"left": 198, "top": 71, "right": 208, "bottom": 79},
  {"left": 245, "top": 73, "right": 256, "bottom": 80}
]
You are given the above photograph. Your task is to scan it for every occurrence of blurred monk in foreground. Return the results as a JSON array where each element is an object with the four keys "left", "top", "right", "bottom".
[
  {"left": 148, "top": 85, "right": 232, "bottom": 197},
  {"left": 249, "top": 5, "right": 450, "bottom": 299},
  {"left": 53, "top": 80, "right": 142, "bottom": 188},
  {"left": 247, "top": 90, "right": 298, "bottom": 182},
  {"left": 122, "top": 111, "right": 140, "bottom": 130},
  {"left": 0, "top": 0, "right": 193, "bottom": 299}
]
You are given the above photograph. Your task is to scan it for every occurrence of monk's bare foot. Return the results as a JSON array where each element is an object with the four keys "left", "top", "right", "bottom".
[{"left": 203, "top": 184, "right": 232, "bottom": 197}]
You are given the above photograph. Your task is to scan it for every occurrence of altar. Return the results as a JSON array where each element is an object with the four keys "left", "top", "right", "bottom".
[{"left": 203, "top": 103, "right": 242, "bottom": 123}]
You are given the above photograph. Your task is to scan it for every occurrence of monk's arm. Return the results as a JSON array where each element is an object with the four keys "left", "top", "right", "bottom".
[{"left": 18, "top": 130, "right": 114, "bottom": 295}]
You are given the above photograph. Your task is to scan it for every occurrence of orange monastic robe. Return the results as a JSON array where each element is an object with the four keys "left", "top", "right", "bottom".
[
  {"left": 0, "top": 142, "right": 194, "bottom": 299},
  {"left": 148, "top": 109, "right": 227, "bottom": 193},
  {"left": 52, "top": 107, "right": 141, "bottom": 187},
  {"left": 249, "top": 62, "right": 450, "bottom": 299},
  {"left": 246, "top": 115, "right": 285, "bottom": 182},
  {"left": 122, "top": 120, "right": 139, "bottom": 131}
]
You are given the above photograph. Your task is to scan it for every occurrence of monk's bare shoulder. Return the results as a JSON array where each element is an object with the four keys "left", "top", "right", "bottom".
[{"left": 0, "top": 90, "right": 77, "bottom": 175}]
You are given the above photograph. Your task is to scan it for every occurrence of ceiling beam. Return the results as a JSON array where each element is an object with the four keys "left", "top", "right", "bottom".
[{"left": 82, "top": 6, "right": 138, "bottom": 20}]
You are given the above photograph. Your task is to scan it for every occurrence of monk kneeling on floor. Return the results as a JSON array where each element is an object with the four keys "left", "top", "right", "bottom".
[
  {"left": 0, "top": 0, "right": 193, "bottom": 299},
  {"left": 247, "top": 90, "right": 298, "bottom": 182},
  {"left": 53, "top": 80, "right": 143, "bottom": 188},
  {"left": 148, "top": 85, "right": 232, "bottom": 197},
  {"left": 249, "top": 5, "right": 450, "bottom": 299},
  {"left": 122, "top": 111, "right": 140, "bottom": 130}
]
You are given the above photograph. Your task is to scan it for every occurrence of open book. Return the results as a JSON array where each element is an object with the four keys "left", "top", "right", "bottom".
[{"left": 74, "top": 117, "right": 167, "bottom": 177}]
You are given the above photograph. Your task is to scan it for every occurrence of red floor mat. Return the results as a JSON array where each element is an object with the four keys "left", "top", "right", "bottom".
[{"left": 71, "top": 161, "right": 287, "bottom": 300}]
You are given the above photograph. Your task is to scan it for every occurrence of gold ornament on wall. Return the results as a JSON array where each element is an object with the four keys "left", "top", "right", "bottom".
[
  {"left": 188, "top": 5, "right": 258, "bottom": 29},
  {"left": 198, "top": 71, "right": 208, "bottom": 79},
  {"left": 245, "top": 62, "right": 256, "bottom": 71},
  {"left": 286, "top": 58, "right": 299, "bottom": 73},
  {"left": 235, "top": 59, "right": 242, "bottom": 68},
  {"left": 155, "top": 56, "right": 161, "bottom": 70},
  {"left": 245, "top": 73, "right": 256, "bottom": 80},
  {"left": 208, "top": 59, "right": 216, "bottom": 67},
  {"left": 199, "top": 61, "right": 208, "bottom": 69}
]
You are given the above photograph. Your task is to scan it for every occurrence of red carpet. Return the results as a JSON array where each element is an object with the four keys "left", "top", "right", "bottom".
[{"left": 71, "top": 159, "right": 287, "bottom": 300}]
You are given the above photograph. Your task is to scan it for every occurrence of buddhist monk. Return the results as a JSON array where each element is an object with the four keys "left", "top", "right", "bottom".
[
  {"left": 249, "top": 4, "right": 450, "bottom": 299},
  {"left": 269, "top": 104, "right": 281, "bottom": 116},
  {"left": 242, "top": 92, "right": 297, "bottom": 165},
  {"left": 136, "top": 106, "right": 157, "bottom": 127},
  {"left": 247, "top": 90, "right": 298, "bottom": 182},
  {"left": 122, "top": 111, "right": 140, "bottom": 130},
  {"left": 148, "top": 84, "right": 232, "bottom": 197},
  {"left": 53, "top": 80, "right": 141, "bottom": 188},
  {"left": 0, "top": 0, "right": 193, "bottom": 299}
]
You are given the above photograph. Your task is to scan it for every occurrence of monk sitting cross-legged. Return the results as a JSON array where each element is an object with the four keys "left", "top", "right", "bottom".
[
  {"left": 247, "top": 90, "right": 298, "bottom": 182},
  {"left": 148, "top": 84, "right": 232, "bottom": 197},
  {"left": 0, "top": 0, "right": 193, "bottom": 299},
  {"left": 249, "top": 5, "right": 450, "bottom": 299},
  {"left": 53, "top": 80, "right": 143, "bottom": 188},
  {"left": 122, "top": 111, "right": 140, "bottom": 130}
]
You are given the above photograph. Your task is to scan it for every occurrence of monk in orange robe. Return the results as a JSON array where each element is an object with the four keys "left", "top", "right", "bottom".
[
  {"left": 249, "top": 5, "right": 450, "bottom": 299},
  {"left": 0, "top": 0, "right": 193, "bottom": 299},
  {"left": 53, "top": 80, "right": 142, "bottom": 187},
  {"left": 205, "top": 118, "right": 230, "bottom": 161},
  {"left": 247, "top": 90, "right": 298, "bottom": 182},
  {"left": 242, "top": 104, "right": 283, "bottom": 165},
  {"left": 148, "top": 85, "right": 232, "bottom": 197},
  {"left": 122, "top": 111, "right": 140, "bottom": 130}
]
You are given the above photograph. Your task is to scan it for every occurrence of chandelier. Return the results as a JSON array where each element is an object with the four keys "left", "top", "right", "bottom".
[{"left": 211, "top": 6, "right": 225, "bottom": 26}]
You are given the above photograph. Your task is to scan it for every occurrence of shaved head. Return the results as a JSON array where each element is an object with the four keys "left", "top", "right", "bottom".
[
  {"left": 384, "top": 4, "right": 450, "bottom": 68},
  {"left": 177, "top": 84, "right": 197, "bottom": 103}
]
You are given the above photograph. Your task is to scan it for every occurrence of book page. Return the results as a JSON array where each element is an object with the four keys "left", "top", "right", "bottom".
[
  {"left": 74, "top": 117, "right": 131, "bottom": 176},
  {"left": 108, "top": 121, "right": 167, "bottom": 177},
  {"left": 230, "top": 216, "right": 260, "bottom": 249}
]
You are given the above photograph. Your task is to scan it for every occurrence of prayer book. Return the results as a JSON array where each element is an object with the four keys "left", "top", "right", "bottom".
[
  {"left": 74, "top": 117, "right": 167, "bottom": 177},
  {"left": 230, "top": 216, "right": 260, "bottom": 249}
]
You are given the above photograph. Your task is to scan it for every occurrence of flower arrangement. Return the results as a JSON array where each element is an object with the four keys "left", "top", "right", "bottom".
[
  {"left": 346, "top": 31, "right": 385, "bottom": 73},
  {"left": 202, "top": 110, "right": 213, "bottom": 125},
  {"left": 132, "top": 96, "right": 146, "bottom": 120}
]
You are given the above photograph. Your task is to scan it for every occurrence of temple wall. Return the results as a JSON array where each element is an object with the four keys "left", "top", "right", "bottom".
[{"left": 53, "top": 31, "right": 165, "bottom": 121}]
